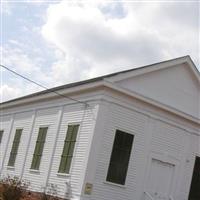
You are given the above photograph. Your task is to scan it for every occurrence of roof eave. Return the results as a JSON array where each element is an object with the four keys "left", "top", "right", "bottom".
[{"left": 0, "top": 80, "right": 104, "bottom": 110}]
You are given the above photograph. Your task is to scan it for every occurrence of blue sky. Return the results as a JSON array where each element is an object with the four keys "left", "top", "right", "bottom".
[{"left": 1, "top": 0, "right": 200, "bottom": 102}]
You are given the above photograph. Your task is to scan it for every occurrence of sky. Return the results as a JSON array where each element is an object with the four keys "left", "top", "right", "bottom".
[{"left": 0, "top": 0, "right": 200, "bottom": 102}]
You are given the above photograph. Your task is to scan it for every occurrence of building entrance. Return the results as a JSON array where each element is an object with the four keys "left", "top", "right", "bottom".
[{"left": 189, "top": 156, "right": 200, "bottom": 200}]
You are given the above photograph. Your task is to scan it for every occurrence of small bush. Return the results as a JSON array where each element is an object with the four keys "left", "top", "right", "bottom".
[
  {"left": 41, "top": 183, "right": 59, "bottom": 200},
  {"left": 0, "top": 175, "right": 29, "bottom": 200}
]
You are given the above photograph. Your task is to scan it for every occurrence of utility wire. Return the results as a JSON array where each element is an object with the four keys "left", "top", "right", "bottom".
[{"left": 0, "top": 64, "right": 90, "bottom": 107}]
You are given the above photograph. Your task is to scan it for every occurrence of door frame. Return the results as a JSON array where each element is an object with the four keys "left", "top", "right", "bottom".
[
  {"left": 143, "top": 152, "right": 180, "bottom": 198},
  {"left": 188, "top": 155, "right": 200, "bottom": 200}
]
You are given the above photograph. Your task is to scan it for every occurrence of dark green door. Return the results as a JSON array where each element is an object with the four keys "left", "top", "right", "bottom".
[{"left": 189, "top": 157, "right": 200, "bottom": 200}]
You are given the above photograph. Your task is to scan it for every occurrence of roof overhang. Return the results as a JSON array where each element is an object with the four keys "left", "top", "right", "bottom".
[{"left": 0, "top": 79, "right": 199, "bottom": 125}]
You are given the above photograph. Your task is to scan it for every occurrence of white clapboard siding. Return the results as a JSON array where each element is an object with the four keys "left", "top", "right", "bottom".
[
  {"left": 87, "top": 102, "right": 199, "bottom": 200},
  {"left": 90, "top": 103, "right": 149, "bottom": 200},
  {"left": 48, "top": 103, "right": 98, "bottom": 199},
  {"left": 1, "top": 111, "right": 34, "bottom": 177},
  {"left": 149, "top": 120, "right": 198, "bottom": 200},
  {"left": 22, "top": 107, "right": 61, "bottom": 192},
  {"left": 151, "top": 121, "right": 186, "bottom": 160},
  {"left": 0, "top": 115, "right": 13, "bottom": 169},
  {"left": 0, "top": 99, "right": 98, "bottom": 199},
  {"left": 176, "top": 133, "right": 198, "bottom": 200}
]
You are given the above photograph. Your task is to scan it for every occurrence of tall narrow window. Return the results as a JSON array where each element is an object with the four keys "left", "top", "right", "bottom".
[
  {"left": 106, "top": 130, "right": 134, "bottom": 185},
  {"left": 8, "top": 129, "right": 23, "bottom": 166},
  {"left": 31, "top": 127, "right": 48, "bottom": 170},
  {"left": 0, "top": 130, "right": 3, "bottom": 143},
  {"left": 58, "top": 124, "right": 79, "bottom": 174}
]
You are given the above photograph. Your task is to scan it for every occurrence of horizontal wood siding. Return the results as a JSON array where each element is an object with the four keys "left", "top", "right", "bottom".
[
  {"left": 0, "top": 115, "right": 12, "bottom": 170},
  {"left": 150, "top": 120, "right": 198, "bottom": 200},
  {"left": 21, "top": 107, "right": 60, "bottom": 192},
  {"left": 1, "top": 112, "right": 34, "bottom": 177},
  {"left": 48, "top": 104, "right": 97, "bottom": 199},
  {"left": 0, "top": 101, "right": 98, "bottom": 199},
  {"left": 87, "top": 102, "right": 199, "bottom": 200},
  {"left": 0, "top": 94, "right": 198, "bottom": 200},
  {"left": 90, "top": 103, "right": 149, "bottom": 200},
  {"left": 176, "top": 133, "right": 198, "bottom": 200},
  {"left": 151, "top": 121, "right": 186, "bottom": 160}
]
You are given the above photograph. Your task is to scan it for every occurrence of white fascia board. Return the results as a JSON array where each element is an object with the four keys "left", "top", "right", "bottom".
[
  {"left": 0, "top": 81, "right": 104, "bottom": 110},
  {"left": 105, "top": 56, "right": 200, "bottom": 83},
  {"left": 186, "top": 57, "right": 200, "bottom": 83}
]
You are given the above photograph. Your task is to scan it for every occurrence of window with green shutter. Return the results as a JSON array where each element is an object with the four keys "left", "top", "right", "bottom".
[
  {"left": 8, "top": 129, "right": 23, "bottom": 166},
  {"left": 58, "top": 124, "right": 79, "bottom": 174},
  {"left": 31, "top": 127, "right": 48, "bottom": 170},
  {"left": 106, "top": 130, "right": 134, "bottom": 185},
  {"left": 0, "top": 130, "right": 3, "bottom": 143}
]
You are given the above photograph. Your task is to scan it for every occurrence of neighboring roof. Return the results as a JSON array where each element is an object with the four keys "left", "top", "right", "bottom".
[{"left": 1, "top": 55, "right": 199, "bottom": 106}]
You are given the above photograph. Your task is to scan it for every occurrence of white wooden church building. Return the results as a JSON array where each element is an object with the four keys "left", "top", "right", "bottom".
[{"left": 0, "top": 56, "right": 199, "bottom": 200}]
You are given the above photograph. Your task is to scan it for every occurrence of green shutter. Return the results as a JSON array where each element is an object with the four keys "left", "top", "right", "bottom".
[
  {"left": 0, "top": 130, "right": 3, "bottom": 143},
  {"left": 8, "top": 129, "right": 23, "bottom": 166},
  {"left": 106, "top": 130, "right": 134, "bottom": 185},
  {"left": 58, "top": 124, "right": 79, "bottom": 174},
  {"left": 31, "top": 127, "right": 48, "bottom": 170}
]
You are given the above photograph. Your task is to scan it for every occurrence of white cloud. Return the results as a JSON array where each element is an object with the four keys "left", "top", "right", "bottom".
[
  {"left": 1, "top": 1, "right": 199, "bottom": 102},
  {"left": 3, "top": 45, "right": 40, "bottom": 73},
  {"left": 0, "top": 84, "right": 21, "bottom": 102},
  {"left": 1, "top": 44, "right": 55, "bottom": 102},
  {"left": 0, "top": 82, "right": 44, "bottom": 103},
  {"left": 2, "top": 42, "right": 55, "bottom": 84},
  {"left": 41, "top": 0, "right": 199, "bottom": 85}
]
